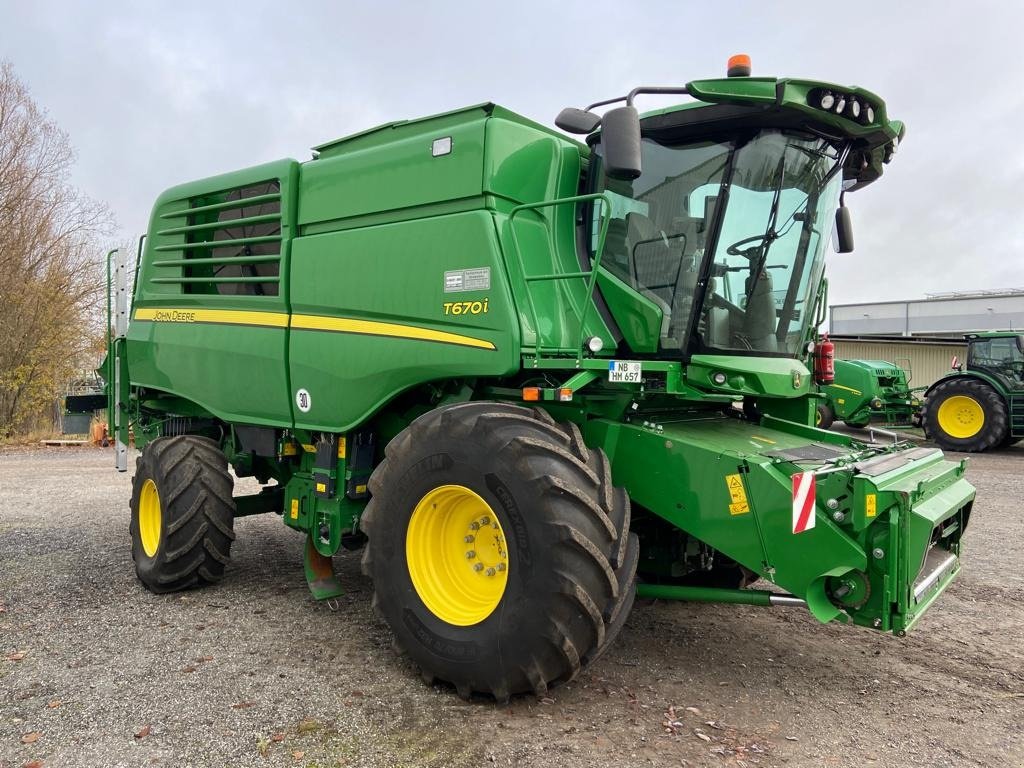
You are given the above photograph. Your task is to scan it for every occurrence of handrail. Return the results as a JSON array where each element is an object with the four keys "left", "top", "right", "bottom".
[
  {"left": 105, "top": 248, "right": 118, "bottom": 399},
  {"left": 507, "top": 193, "right": 611, "bottom": 364}
]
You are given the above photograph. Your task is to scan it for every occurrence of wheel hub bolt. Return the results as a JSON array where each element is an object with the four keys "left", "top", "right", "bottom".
[
  {"left": 473, "top": 563, "right": 484, "bottom": 572},
  {"left": 469, "top": 522, "right": 480, "bottom": 531},
  {"left": 486, "top": 567, "right": 496, "bottom": 577},
  {"left": 466, "top": 550, "right": 476, "bottom": 559},
  {"left": 496, "top": 563, "right": 506, "bottom": 572},
  {"left": 464, "top": 535, "right": 475, "bottom": 543},
  {"left": 480, "top": 516, "right": 491, "bottom": 525}
]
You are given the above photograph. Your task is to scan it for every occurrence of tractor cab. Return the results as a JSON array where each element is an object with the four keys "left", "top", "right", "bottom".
[{"left": 965, "top": 332, "right": 1024, "bottom": 392}]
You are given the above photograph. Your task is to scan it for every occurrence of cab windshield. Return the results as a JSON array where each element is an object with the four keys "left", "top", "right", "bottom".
[{"left": 592, "top": 129, "right": 845, "bottom": 357}]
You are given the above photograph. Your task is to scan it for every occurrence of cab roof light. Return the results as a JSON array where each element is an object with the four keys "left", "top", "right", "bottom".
[{"left": 727, "top": 54, "right": 752, "bottom": 78}]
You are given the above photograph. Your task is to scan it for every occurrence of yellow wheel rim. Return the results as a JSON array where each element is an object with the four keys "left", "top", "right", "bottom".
[
  {"left": 936, "top": 395, "right": 985, "bottom": 439},
  {"left": 406, "top": 484, "right": 509, "bottom": 626},
  {"left": 139, "top": 478, "right": 162, "bottom": 557},
  {"left": 816, "top": 408, "right": 822, "bottom": 425}
]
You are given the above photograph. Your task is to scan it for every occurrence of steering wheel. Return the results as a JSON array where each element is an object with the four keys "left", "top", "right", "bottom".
[{"left": 726, "top": 233, "right": 773, "bottom": 259}]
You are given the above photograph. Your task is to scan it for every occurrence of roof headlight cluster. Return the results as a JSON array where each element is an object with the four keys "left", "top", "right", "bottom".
[{"left": 808, "top": 88, "right": 877, "bottom": 125}]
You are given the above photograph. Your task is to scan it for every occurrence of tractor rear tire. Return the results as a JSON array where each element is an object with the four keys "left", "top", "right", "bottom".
[
  {"left": 130, "top": 436, "right": 236, "bottom": 593},
  {"left": 361, "top": 402, "right": 637, "bottom": 701},
  {"left": 816, "top": 404, "right": 835, "bottom": 430},
  {"left": 921, "top": 378, "right": 1008, "bottom": 452}
]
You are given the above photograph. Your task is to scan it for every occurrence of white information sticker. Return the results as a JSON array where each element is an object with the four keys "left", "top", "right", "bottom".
[{"left": 608, "top": 361, "right": 642, "bottom": 383}]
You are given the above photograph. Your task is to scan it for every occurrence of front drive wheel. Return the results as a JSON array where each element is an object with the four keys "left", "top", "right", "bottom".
[
  {"left": 130, "top": 435, "right": 236, "bottom": 593},
  {"left": 361, "top": 402, "right": 637, "bottom": 701}
]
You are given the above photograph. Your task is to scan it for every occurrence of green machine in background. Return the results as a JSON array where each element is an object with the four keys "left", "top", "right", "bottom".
[
  {"left": 816, "top": 359, "right": 919, "bottom": 430},
  {"left": 921, "top": 331, "right": 1024, "bottom": 452},
  {"left": 95, "top": 55, "right": 973, "bottom": 701}
]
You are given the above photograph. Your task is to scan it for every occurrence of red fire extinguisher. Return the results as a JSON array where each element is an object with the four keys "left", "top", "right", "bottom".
[{"left": 814, "top": 334, "right": 835, "bottom": 385}]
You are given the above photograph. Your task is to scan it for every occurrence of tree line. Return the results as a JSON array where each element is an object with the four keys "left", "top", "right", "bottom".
[{"left": 0, "top": 62, "right": 112, "bottom": 437}]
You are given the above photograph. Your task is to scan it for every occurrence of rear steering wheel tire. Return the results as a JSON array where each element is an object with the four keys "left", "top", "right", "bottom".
[
  {"left": 360, "top": 402, "right": 637, "bottom": 701},
  {"left": 921, "top": 378, "right": 1008, "bottom": 452},
  {"left": 130, "top": 435, "right": 236, "bottom": 593}
]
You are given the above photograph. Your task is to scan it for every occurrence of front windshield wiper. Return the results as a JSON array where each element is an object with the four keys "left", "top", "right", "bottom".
[{"left": 748, "top": 153, "right": 787, "bottom": 282}]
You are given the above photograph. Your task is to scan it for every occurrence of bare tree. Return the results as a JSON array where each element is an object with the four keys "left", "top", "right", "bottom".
[{"left": 0, "top": 61, "right": 113, "bottom": 436}]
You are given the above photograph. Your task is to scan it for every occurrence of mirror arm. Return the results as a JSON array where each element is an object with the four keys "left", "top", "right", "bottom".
[
  {"left": 583, "top": 85, "right": 690, "bottom": 112},
  {"left": 626, "top": 86, "right": 689, "bottom": 106}
]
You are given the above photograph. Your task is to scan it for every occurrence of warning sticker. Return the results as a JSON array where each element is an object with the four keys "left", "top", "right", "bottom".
[
  {"left": 290, "top": 498, "right": 299, "bottom": 520},
  {"left": 725, "top": 474, "right": 749, "bottom": 515},
  {"left": 865, "top": 493, "right": 877, "bottom": 518},
  {"left": 444, "top": 267, "right": 491, "bottom": 293}
]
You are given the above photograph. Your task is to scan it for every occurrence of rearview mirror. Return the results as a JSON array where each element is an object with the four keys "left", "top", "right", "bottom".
[
  {"left": 555, "top": 108, "right": 601, "bottom": 134},
  {"left": 602, "top": 106, "right": 642, "bottom": 180},
  {"left": 834, "top": 205, "right": 854, "bottom": 253}
]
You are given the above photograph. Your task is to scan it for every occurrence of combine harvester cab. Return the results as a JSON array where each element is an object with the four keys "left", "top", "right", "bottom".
[{"left": 99, "top": 55, "right": 974, "bottom": 700}]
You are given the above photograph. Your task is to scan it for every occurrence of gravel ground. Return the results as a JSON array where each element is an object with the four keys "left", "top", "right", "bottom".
[{"left": 1, "top": 443, "right": 1022, "bottom": 768}]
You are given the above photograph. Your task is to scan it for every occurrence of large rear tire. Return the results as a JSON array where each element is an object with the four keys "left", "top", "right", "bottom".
[
  {"left": 130, "top": 436, "right": 236, "bottom": 593},
  {"left": 921, "top": 378, "right": 1008, "bottom": 452},
  {"left": 360, "top": 402, "right": 637, "bottom": 701}
]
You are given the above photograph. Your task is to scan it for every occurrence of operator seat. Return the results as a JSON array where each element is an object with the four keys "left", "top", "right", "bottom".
[{"left": 738, "top": 269, "right": 778, "bottom": 352}]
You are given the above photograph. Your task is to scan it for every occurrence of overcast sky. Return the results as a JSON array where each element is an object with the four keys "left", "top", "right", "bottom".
[{"left": 2, "top": 1, "right": 1022, "bottom": 306}]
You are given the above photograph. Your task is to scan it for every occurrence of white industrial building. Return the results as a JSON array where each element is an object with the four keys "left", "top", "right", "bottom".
[{"left": 827, "top": 290, "right": 1024, "bottom": 388}]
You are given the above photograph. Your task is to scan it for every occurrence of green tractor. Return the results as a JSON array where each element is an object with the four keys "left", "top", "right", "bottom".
[
  {"left": 921, "top": 331, "right": 1024, "bottom": 452},
  {"left": 97, "top": 57, "right": 973, "bottom": 700},
  {"left": 817, "top": 358, "right": 919, "bottom": 430}
]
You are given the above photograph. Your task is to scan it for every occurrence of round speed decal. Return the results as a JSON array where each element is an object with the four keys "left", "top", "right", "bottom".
[{"left": 295, "top": 388, "right": 312, "bottom": 413}]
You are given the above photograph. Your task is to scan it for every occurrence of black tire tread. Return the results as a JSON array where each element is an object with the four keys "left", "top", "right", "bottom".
[
  {"left": 922, "top": 378, "right": 1008, "bottom": 453},
  {"left": 816, "top": 403, "right": 835, "bottom": 430},
  {"left": 361, "top": 401, "right": 636, "bottom": 700},
  {"left": 130, "top": 435, "right": 236, "bottom": 594}
]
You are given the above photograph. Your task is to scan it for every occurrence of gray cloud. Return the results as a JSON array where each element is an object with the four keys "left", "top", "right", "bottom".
[{"left": 2, "top": 0, "right": 1021, "bottom": 305}]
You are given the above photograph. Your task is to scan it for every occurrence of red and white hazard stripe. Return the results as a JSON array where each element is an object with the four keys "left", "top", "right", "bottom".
[{"left": 792, "top": 471, "right": 816, "bottom": 533}]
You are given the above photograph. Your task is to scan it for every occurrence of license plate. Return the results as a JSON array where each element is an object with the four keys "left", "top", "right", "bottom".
[{"left": 608, "top": 361, "right": 642, "bottom": 383}]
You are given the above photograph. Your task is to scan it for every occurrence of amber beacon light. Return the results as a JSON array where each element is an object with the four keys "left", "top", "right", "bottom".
[{"left": 727, "top": 54, "right": 752, "bottom": 77}]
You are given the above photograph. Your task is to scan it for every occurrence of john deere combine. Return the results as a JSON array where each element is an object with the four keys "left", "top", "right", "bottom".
[{"left": 99, "top": 57, "right": 973, "bottom": 700}]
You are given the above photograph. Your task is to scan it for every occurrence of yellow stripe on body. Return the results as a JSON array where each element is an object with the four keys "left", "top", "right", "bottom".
[
  {"left": 828, "top": 383, "right": 863, "bottom": 396},
  {"left": 131, "top": 307, "right": 496, "bottom": 351},
  {"left": 290, "top": 314, "right": 496, "bottom": 350}
]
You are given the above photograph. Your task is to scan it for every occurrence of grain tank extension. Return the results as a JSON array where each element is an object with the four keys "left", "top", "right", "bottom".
[{"left": 99, "top": 57, "right": 973, "bottom": 700}]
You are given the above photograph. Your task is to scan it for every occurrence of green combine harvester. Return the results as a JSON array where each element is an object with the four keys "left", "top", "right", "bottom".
[
  {"left": 816, "top": 358, "right": 919, "bottom": 430},
  {"left": 97, "top": 56, "right": 974, "bottom": 700}
]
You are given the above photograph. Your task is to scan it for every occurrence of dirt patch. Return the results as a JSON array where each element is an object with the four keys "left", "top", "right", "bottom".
[{"left": 1, "top": 445, "right": 1022, "bottom": 767}]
